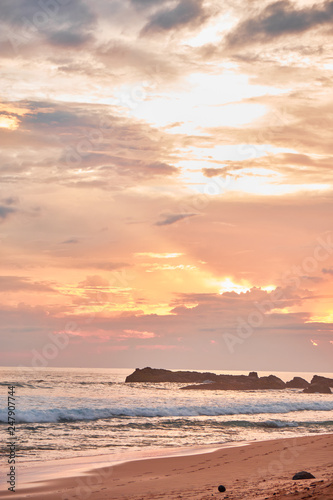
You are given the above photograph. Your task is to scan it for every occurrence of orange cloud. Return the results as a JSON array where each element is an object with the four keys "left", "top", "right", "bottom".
[{"left": 123, "top": 330, "right": 156, "bottom": 339}]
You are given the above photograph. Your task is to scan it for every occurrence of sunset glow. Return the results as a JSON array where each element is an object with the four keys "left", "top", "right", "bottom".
[
  {"left": 219, "top": 278, "right": 251, "bottom": 294},
  {"left": 0, "top": 0, "right": 333, "bottom": 371},
  {"left": 0, "top": 114, "right": 19, "bottom": 130}
]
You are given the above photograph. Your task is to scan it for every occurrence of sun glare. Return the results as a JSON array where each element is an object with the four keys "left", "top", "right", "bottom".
[
  {"left": 126, "top": 71, "right": 288, "bottom": 132},
  {"left": 0, "top": 114, "right": 19, "bottom": 130},
  {"left": 184, "top": 13, "right": 236, "bottom": 48},
  {"left": 219, "top": 278, "right": 251, "bottom": 294},
  {"left": 307, "top": 312, "right": 333, "bottom": 323},
  {"left": 261, "top": 285, "right": 276, "bottom": 292}
]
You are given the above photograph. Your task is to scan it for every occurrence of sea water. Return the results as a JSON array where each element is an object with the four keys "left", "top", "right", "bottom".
[{"left": 0, "top": 367, "right": 332, "bottom": 465}]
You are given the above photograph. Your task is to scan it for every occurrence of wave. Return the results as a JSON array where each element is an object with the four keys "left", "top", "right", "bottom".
[
  {"left": 115, "top": 419, "right": 333, "bottom": 430},
  {"left": 77, "top": 381, "right": 115, "bottom": 386},
  {"left": 0, "top": 382, "right": 28, "bottom": 387},
  {"left": 1, "top": 402, "right": 333, "bottom": 424}
]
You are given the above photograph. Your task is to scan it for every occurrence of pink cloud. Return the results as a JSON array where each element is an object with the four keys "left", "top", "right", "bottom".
[
  {"left": 135, "top": 344, "right": 187, "bottom": 350},
  {"left": 123, "top": 329, "right": 156, "bottom": 339}
]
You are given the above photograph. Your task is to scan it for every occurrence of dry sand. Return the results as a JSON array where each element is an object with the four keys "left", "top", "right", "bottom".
[{"left": 1, "top": 434, "right": 332, "bottom": 500}]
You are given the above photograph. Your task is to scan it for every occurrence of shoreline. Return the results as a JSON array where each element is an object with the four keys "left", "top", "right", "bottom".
[
  {"left": 1, "top": 433, "right": 332, "bottom": 499},
  {"left": 2, "top": 440, "right": 252, "bottom": 489}
]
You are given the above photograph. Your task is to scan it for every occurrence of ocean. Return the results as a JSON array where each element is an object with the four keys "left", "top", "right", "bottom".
[{"left": 1, "top": 367, "right": 333, "bottom": 468}]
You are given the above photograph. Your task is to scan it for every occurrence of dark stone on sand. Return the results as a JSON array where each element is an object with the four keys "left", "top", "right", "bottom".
[
  {"left": 311, "top": 375, "right": 333, "bottom": 387},
  {"left": 303, "top": 383, "right": 331, "bottom": 394},
  {"left": 218, "top": 485, "right": 226, "bottom": 492},
  {"left": 286, "top": 377, "right": 309, "bottom": 388},
  {"left": 292, "top": 471, "right": 315, "bottom": 480}
]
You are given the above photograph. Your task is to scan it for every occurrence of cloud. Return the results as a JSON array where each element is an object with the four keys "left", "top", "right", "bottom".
[
  {"left": 202, "top": 167, "right": 227, "bottom": 178},
  {"left": 83, "top": 262, "right": 130, "bottom": 271},
  {"left": 122, "top": 329, "right": 156, "bottom": 339},
  {"left": 135, "top": 253, "right": 183, "bottom": 259},
  {"left": 79, "top": 275, "right": 110, "bottom": 287},
  {"left": 141, "top": 0, "right": 208, "bottom": 34},
  {"left": 136, "top": 344, "right": 184, "bottom": 350},
  {"left": 2, "top": 196, "right": 18, "bottom": 205},
  {"left": 62, "top": 238, "right": 79, "bottom": 244},
  {"left": 155, "top": 213, "right": 198, "bottom": 226},
  {"left": 202, "top": 150, "right": 333, "bottom": 186},
  {"left": 1, "top": 0, "right": 333, "bottom": 372},
  {"left": 226, "top": 0, "right": 333, "bottom": 47},
  {"left": 47, "top": 30, "right": 93, "bottom": 47},
  {"left": 0, "top": 100, "right": 180, "bottom": 192},
  {"left": 95, "top": 38, "right": 187, "bottom": 83},
  {"left": 24, "top": 109, "right": 84, "bottom": 127},
  {"left": 145, "top": 162, "right": 178, "bottom": 175},
  {"left": 130, "top": 0, "right": 169, "bottom": 9},
  {"left": 0, "top": 0, "right": 96, "bottom": 55},
  {"left": 0, "top": 276, "right": 55, "bottom": 292},
  {"left": 0, "top": 205, "right": 16, "bottom": 220},
  {"left": 1, "top": 283, "right": 332, "bottom": 370},
  {"left": 322, "top": 267, "right": 333, "bottom": 275}
]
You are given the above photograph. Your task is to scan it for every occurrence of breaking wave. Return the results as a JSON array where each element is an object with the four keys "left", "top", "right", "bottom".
[{"left": 1, "top": 400, "right": 333, "bottom": 424}]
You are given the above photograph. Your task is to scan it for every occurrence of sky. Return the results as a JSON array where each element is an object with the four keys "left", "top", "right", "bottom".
[{"left": 0, "top": 0, "right": 333, "bottom": 371}]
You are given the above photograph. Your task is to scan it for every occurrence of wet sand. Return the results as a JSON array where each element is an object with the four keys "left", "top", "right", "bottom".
[{"left": 1, "top": 434, "right": 332, "bottom": 499}]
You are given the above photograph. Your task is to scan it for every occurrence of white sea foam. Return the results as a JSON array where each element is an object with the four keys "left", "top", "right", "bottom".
[{"left": 1, "top": 400, "right": 333, "bottom": 423}]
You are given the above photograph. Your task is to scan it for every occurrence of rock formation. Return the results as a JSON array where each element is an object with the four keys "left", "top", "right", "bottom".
[
  {"left": 310, "top": 375, "right": 333, "bottom": 387},
  {"left": 125, "top": 368, "right": 286, "bottom": 390},
  {"left": 125, "top": 368, "right": 333, "bottom": 393},
  {"left": 303, "top": 383, "right": 331, "bottom": 394},
  {"left": 125, "top": 367, "right": 221, "bottom": 384},
  {"left": 181, "top": 375, "right": 285, "bottom": 391},
  {"left": 286, "top": 377, "right": 309, "bottom": 388}
]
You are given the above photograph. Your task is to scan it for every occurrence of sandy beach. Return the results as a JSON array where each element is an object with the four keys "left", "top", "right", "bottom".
[{"left": 1, "top": 434, "right": 332, "bottom": 500}]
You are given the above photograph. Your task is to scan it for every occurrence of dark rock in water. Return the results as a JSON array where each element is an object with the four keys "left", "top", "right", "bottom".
[
  {"left": 257, "top": 375, "right": 286, "bottom": 389},
  {"left": 182, "top": 375, "right": 286, "bottom": 391},
  {"left": 182, "top": 382, "right": 233, "bottom": 391},
  {"left": 286, "top": 377, "right": 309, "bottom": 388},
  {"left": 311, "top": 375, "right": 333, "bottom": 387},
  {"left": 126, "top": 367, "right": 286, "bottom": 390},
  {"left": 218, "top": 485, "right": 226, "bottom": 492},
  {"left": 292, "top": 471, "right": 315, "bottom": 480},
  {"left": 125, "top": 367, "right": 221, "bottom": 383},
  {"left": 303, "top": 383, "right": 331, "bottom": 394}
]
